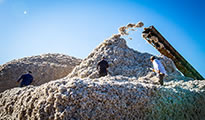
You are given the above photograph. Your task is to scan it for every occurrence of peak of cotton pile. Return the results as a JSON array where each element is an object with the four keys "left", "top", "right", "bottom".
[
  {"left": 0, "top": 23, "right": 205, "bottom": 120},
  {"left": 68, "top": 32, "right": 182, "bottom": 81}
]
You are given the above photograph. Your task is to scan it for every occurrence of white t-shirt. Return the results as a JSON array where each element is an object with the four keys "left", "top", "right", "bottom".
[{"left": 152, "top": 59, "right": 167, "bottom": 75}]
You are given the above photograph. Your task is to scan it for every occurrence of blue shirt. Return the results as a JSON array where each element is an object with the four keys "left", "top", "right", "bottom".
[
  {"left": 97, "top": 60, "right": 109, "bottom": 73},
  {"left": 17, "top": 73, "right": 33, "bottom": 85},
  {"left": 152, "top": 59, "right": 167, "bottom": 75}
]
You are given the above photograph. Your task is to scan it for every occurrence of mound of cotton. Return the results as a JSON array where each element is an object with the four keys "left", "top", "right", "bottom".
[{"left": 0, "top": 53, "right": 81, "bottom": 92}]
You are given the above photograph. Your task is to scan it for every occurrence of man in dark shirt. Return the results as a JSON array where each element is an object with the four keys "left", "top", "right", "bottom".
[
  {"left": 97, "top": 57, "right": 109, "bottom": 77},
  {"left": 17, "top": 71, "right": 33, "bottom": 87}
]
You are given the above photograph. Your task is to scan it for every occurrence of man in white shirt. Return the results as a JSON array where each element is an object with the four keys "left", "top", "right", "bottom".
[{"left": 150, "top": 56, "right": 167, "bottom": 85}]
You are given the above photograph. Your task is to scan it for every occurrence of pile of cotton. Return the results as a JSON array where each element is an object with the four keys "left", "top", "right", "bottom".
[
  {"left": 0, "top": 75, "right": 204, "bottom": 120},
  {"left": 0, "top": 53, "right": 81, "bottom": 92},
  {"left": 68, "top": 33, "right": 182, "bottom": 81},
  {"left": 0, "top": 22, "right": 204, "bottom": 120}
]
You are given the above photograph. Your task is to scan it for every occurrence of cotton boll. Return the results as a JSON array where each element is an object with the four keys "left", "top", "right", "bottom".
[
  {"left": 128, "top": 37, "right": 133, "bottom": 40},
  {"left": 135, "top": 21, "right": 144, "bottom": 28}
]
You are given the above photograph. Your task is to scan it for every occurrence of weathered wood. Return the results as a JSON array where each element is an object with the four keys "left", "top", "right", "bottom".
[{"left": 142, "top": 26, "right": 204, "bottom": 80}]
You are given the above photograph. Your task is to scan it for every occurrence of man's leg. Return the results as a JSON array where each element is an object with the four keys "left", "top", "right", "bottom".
[{"left": 159, "top": 74, "right": 164, "bottom": 85}]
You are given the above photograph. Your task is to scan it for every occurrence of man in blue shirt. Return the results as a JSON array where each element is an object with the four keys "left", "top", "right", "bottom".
[
  {"left": 150, "top": 56, "right": 167, "bottom": 85},
  {"left": 17, "top": 71, "right": 33, "bottom": 87}
]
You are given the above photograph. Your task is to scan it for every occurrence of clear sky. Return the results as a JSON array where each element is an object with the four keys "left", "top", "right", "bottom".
[{"left": 0, "top": 0, "right": 204, "bottom": 77}]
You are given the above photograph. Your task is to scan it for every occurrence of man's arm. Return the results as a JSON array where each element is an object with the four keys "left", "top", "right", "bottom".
[
  {"left": 150, "top": 68, "right": 160, "bottom": 73},
  {"left": 17, "top": 75, "right": 23, "bottom": 82},
  {"left": 154, "top": 60, "right": 161, "bottom": 73},
  {"left": 97, "top": 62, "right": 100, "bottom": 70},
  {"left": 106, "top": 61, "right": 109, "bottom": 68}
]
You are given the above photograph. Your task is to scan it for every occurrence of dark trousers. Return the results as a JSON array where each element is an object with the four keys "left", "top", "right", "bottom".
[
  {"left": 159, "top": 73, "right": 165, "bottom": 85},
  {"left": 99, "top": 72, "right": 107, "bottom": 77}
]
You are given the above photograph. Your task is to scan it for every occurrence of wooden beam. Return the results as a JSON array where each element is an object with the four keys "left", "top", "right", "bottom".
[{"left": 142, "top": 26, "right": 204, "bottom": 80}]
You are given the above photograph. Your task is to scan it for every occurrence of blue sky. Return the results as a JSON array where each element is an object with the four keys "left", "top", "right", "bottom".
[{"left": 0, "top": 0, "right": 204, "bottom": 77}]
